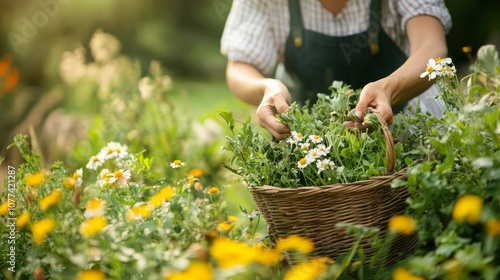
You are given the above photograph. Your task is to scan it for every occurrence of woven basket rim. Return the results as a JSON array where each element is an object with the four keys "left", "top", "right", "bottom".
[{"left": 248, "top": 167, "right": 408, "bottom": 194}]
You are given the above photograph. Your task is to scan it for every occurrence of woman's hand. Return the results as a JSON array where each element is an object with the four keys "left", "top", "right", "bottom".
[
  {"left": 344, "top": 79, "right": 394, "bottom": 130},
  {"left": 256, "top": 79, "right": 291, "bottom": 140}
]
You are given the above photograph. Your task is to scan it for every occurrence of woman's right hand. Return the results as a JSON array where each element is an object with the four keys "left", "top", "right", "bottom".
[{"left": 256, "top": 79, "right": 292, "bottom": 140}]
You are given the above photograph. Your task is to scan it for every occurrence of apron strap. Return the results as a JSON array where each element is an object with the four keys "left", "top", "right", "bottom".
[
  {"left": 368, "top": 0, "right": 381, "bottom": 54},
  {"left": 289, "top": 0, "right": 381, "bottom": 52},
  {"left": 288, "top": 0, "right": 304, "bottom": 47}
]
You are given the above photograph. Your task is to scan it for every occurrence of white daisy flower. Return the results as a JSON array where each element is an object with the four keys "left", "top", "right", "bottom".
[
  {"left": 101, "top": 142, "right": 128, "bottom": 160},
  {"left": 316, "top": 144, "right": 331, "bottom": 156},
  {"left": 170, "top": 160, "right": 185, "bottom": 169},
  {"left": 440, "top": 65, "right": 456, "bottom": 78},
  {"left": 108, "top": 169, "right": 132, "bottom": 185},
  {"left": 291, "top": 131, "right": 305, "bottom": 142},
  {"left": 286, "top": 137, "right": 297, "bottom": 146},
  {"left": 97, "top": 169, "right": 112, "bottom": 187},
  {"left": 73, "top": 168, "right": 83, "bottom": 188},
  {"left": 300, "top": 142, "right": 310, "bottom": 151},
  {"left": 308, "top": 135, "right": 323, "bottom": 144},
  {"left": 86, "top": 154, "right": 105, "bottom": 170},
  {"left": 84, "top": 199, "right": 105, "bottom": 219},
  {"left": 297, "top": 158, "right": 309, "bottom": 169},
  {"left": 316, "top": 159, "right": 332, "bottom": 174},
  {"left": 307, "top": 148, "right": 321, "bottom": 159},
  {"left": 420, "top": 58, "right": 443, "bottom": 80}
]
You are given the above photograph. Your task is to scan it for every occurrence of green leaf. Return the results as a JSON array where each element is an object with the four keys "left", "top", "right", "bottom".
[
  {"left": 429, "top": 137, "right": 448, "bottom": 155},
  {"left": 330, "top": 80, "right": 344, "bottom": 90},
  {"left": 476, "top": 44, "right": 499, "bottom": 76},
  {"left": 219, "top": 110, "right": 234, "bottom": 130}
]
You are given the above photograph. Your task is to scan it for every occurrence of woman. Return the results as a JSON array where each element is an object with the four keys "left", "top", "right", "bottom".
[{"left": 220, "top": 0, "right": 452, "bottom": 139}]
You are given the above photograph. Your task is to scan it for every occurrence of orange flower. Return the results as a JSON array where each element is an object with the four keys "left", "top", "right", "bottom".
[
  {"left": 5, "top": 68, "right": 19, "bottom": 91},
  {"left": 0, "top": 55, "right": 11, "bottom": 76}
]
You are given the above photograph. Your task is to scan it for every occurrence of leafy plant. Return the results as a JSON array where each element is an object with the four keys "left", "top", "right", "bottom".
[{"left": 221, "top": 82, "right": 424, "bottom": 188}]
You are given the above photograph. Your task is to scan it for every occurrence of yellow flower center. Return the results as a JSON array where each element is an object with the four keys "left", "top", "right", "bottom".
[
  {"left": 87, "top": 199, "right": 103, "bottom": 211},
  {"left": 173, "top": 160, "right": 182, "bottom": 165},
  {"left": 208, "top": 186, "right": 220, "bottom": 194},
  {"left": 299, "top": 158, "right": 307, "bottom": 165},
  {"left": 435, "top": 57, "right": 442, "bottom": 63},
  {"left": 114, "top": 170, "right": 123, "bottom": 178},
  {"left": 92, "top": 156, "right": 99, "bottom": 162},
  {"left": 426, "top": 65, "right": 433, "bottom": 73}
]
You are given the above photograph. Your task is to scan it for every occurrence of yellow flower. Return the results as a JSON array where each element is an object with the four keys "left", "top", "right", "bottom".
[
  {"left": 78, "top": 269, "right": 106, "bottom": 280},
  {"left": 452, "top": 194, "right": 483, "bottom": 225},
  {"left": 188, "top": 168, "right": 204, "bottom": 178},
  {"left": 276, "top": 235, "right": 314, "bottom": 254},
  {"left": 253, "top": 247, "right": 281, "bottom": 266},
  {"left": 84, "top": 199, "right": 105, "bottom": 219},
  {"left": 25, "top": 172, "right": 45, "bottom": 187},
  {"left": 0, "top": 200, "right": 9, "bottom": 215},
  {"left": 166, "top": 262, "right": 212, "bottom": 280},
  {"left": 149, "top": 186, "right": 176, "bottom": 208},
  {"left": 284, "top": 258, "right": 328, "bottom": 280},
  {"left": 216, "top": 222, "right": 232, "bottom": 232},
  {"left": 228, "top": 215, "right": 238, "bottom": 223},
  {"left": 39, "top": 189, "right": 63, "bottom": 211},
  {"left": 16, "top": 212, "right": 30, "bottom": 229},
  {"left": 443, "top": 258, "right": 463, "bottom": 280},
  {"left": 486, "top": 219, "right": 500, "bottom": 236},
  {"left": 79, "top": 216, "right": 108, "bottom": 238},
  {"left": 207, "top": 186, "right": 220, "bottom": 194},
  {"left": 392, "top": 267, "right": 424, "bottom": 280},
  {"left": 209, "top": 238, "right": 256, "bottom": 268},
  {"left": 126, "top": 204, "right": 152, "bottom": 221},
  {"left": 388, "top": 215, "right": 416, "bottom": 235},
  {"left": 63, "top": 177, "right": 76, "bottom": 189},
  {"left": 31, "top": 218, "right": 56, "bottom": 246}
]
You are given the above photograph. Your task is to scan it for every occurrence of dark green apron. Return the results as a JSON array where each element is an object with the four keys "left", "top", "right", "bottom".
[{"left": 284, "top": 0, "right": 407, "bottom": 112}]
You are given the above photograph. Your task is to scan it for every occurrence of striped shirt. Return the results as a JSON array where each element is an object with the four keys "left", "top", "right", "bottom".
[{"left": 221, "top": 0, "right": 452, "bottom": 76}]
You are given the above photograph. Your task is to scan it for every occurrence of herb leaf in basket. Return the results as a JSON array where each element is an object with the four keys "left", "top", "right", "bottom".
[{"left": 221, "top": 82, "right": 423, "bottom": 188}]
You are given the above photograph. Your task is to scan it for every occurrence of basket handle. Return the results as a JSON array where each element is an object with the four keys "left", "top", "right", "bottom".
[{"left": 365, "top": 107, "right": 395, "bottom": 174}]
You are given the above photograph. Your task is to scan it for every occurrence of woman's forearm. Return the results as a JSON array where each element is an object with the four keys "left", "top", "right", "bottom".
[
  {"left": 384, "top": 15, "right": 448, "bottom": 105},
  {"left": 225, "top": 61, "right": 268, "bottom": 105}
]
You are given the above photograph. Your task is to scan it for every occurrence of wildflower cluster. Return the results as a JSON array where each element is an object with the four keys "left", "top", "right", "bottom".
[
  {"left": 287, "top": 131, "right": 335, "bottom": 174},
  {"left": 420, "top": 56, "right": 457, "bottom": 80}
]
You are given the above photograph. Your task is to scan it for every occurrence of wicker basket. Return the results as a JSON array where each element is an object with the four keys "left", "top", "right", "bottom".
[{"left": 248, "top": 109, "right": 418, "bottom": 265}]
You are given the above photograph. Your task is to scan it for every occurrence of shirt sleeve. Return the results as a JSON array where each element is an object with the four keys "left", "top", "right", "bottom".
[
  {"left": 397, "top": 0, "right": 452, "bottom": 34},
  {"left": 220, "top": 0, "right": 278, "bottom": 76}
]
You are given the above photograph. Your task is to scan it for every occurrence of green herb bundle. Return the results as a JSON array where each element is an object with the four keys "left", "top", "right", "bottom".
[{"left": 221, "top": 82, "right": 424, "bottom": 188}]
